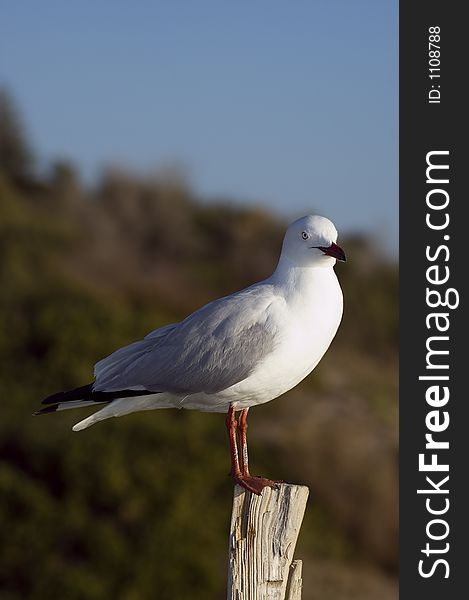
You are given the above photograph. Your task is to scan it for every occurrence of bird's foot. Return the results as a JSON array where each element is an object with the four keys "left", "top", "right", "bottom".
[{"left": 232, "top": 474, "right": 280, "bottom": 495}]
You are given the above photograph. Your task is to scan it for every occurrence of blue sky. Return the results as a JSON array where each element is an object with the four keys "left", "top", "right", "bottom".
[{"left": 1, "top": 1, "right": 397, "bottom": 250}]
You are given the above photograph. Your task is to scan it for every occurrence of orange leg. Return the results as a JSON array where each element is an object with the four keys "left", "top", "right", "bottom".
[
  {"left": 226, "top": 405, "right": 279, "bottom": 495},
  {"left": 225, "top": 404, "right": 242, "bottom": 479},
  {"left": 238, "top": 408, "right": 250, "bottom": 477}
]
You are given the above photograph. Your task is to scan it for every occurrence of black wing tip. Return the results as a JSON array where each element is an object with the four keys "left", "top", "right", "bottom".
[
  {"left": 39, "top": 385, "right": 156, "bottom": 415},
  {"left": 41, "top": 383, "right": 94, "bottom": 405}
]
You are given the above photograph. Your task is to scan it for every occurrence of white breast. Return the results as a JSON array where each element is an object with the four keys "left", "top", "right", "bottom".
[{"left": 226, "top": 267, "right": 343, "bottom": 408}]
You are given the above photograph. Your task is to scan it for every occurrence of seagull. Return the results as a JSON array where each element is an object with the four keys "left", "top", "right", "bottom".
[{"left": 36, "top": 215, "right": 345, "bottom": 494}]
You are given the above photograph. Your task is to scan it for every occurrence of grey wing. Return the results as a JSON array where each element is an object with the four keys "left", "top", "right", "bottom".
[
  {"left": 93, "top": 286, "right": 281, "bottom": 395},
  {"left": 93, "top": 323, "right": 177, "bottom": 387}
]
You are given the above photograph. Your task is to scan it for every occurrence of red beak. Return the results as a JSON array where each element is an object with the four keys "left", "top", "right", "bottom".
[{"left": 316, "top": 242, "right": 346, "bottom": 262}]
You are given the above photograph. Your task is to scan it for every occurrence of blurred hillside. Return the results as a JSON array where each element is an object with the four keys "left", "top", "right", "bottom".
[{"left": 0, "top": 89, "right": 397, "bottom": 599}]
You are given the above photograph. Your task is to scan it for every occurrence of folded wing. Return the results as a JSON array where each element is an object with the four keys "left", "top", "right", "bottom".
[{"left": 93, "top": 285, "right": 282, "bottom": 396}]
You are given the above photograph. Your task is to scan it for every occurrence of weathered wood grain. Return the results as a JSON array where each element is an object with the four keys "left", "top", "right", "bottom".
[
  {"left": 285, "top": 560, "right": 303, "bottom": 600},
  {"left": 227, "top": 484, "right": 309, "bottom": 600}
]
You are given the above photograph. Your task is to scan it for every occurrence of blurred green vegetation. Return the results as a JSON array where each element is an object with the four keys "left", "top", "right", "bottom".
[{"left": 0, "top": 89, "right": 397, "bottom": 599}]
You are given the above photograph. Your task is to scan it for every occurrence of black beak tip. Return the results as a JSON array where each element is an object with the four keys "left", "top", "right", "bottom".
[
  {"left": 325, "top": 242, "right": 346, "bottom": 262},
  {"left": 314, "top": 243, "right": 346, "bottom": 262}
]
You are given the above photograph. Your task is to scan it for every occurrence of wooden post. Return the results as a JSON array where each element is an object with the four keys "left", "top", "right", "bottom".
[{"left": 227, "top": 484, "right": 309, "bottom": 600}]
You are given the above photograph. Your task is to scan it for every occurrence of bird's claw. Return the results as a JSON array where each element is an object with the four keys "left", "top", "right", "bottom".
[{"left": 233, "top": 474, "right": 280, "bottom": 495}]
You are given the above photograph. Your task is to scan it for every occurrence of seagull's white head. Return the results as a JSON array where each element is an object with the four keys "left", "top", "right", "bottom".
[{"left": 280, "top": 215, "right": 346, "bottom": 268}]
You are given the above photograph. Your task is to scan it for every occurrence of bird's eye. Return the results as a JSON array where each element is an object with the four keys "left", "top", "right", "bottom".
[{"left": 301, "top": 231, "right": 310, "bottom": 240}]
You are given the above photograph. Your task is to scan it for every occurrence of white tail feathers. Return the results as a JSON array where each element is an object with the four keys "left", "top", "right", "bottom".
[
  {"left": 72, "top": 411, "right": 109, "bottom": 431},
  {"left": 72, "top": 393, "right": 172, "bottom": 432}
]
